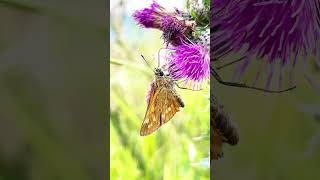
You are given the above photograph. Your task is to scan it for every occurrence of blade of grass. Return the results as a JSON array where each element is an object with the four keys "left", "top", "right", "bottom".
[{"left": 110, "top": 57, "right": 152, "bottom": 77}]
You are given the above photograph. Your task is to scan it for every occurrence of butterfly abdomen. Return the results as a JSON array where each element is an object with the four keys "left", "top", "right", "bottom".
[{"left": 176, "top": 95, "right": 185, "bottom": 107}]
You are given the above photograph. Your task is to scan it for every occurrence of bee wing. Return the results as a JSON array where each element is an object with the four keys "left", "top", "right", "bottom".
[
  {"left": 211, "top": 108, "right": 225, "bottom": 160},
  {"left": 211, "top": 127, "right": 224, "bottom": 160},
  {"left": 140, "top": 85, "right": 184, "bottom": 136}
]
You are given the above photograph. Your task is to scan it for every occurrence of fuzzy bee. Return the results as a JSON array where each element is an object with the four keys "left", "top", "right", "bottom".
[{"left": 211, "top": 97, "right": 239, "bottom": 160}]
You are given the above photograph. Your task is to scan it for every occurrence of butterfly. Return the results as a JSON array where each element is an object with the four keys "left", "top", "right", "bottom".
[{"left": 140, "top": 67, "right": 185, "bottom": 136}]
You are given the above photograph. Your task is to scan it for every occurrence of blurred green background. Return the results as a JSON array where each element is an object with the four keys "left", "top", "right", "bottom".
[
  {"left": 110, "top": 0, "right": 210, "bottom": 179},
  {"left": 0, "top": 0, "right": 107, "bottom": 179},
  {"left": 212, "top": 54, "right": 320, "bottom": 179}
]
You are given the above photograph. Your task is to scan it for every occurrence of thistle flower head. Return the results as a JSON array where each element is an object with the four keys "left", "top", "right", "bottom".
[
  {"left": 160, "top": 15, "right": 188, "bottom": 45},
  {"left": 133, "top": 1, "right": 196, "bottom": 45},
  {"left": 167, "top": 40, "right": 210, "bottom": 90},
  {"left": 211, "top": 0, "right": 320, "bottom": 87}
]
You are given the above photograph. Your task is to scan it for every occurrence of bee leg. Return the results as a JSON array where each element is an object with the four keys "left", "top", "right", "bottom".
[{"left": 215, "top": 56, "right": 246, "bottom": 70}]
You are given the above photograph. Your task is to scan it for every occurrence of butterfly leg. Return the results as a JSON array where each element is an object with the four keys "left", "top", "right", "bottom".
[
  {"left": 175, "top": 82, "right": 203, "bottom": 91},
  {"left": 210, "top": 67, "right": 296, "bottom": 93}
]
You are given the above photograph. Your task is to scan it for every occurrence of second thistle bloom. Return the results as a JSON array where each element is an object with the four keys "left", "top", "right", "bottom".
[
  {"left": 167, "top": 41, "right": 210, "bottom": 90},
  {"left": 133, "top": 1, "right": 195, "bottom": 45},
  {"left": 132, "top": 1, "right": 163, "bottom": 29},
  {"left": 161, "top": 15, "right": 193, "bottom": 45}
]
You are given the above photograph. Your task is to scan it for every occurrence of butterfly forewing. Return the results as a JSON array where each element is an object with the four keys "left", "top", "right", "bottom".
[{"left": 140, "top": 74, "right": 184, "bottom": 136}]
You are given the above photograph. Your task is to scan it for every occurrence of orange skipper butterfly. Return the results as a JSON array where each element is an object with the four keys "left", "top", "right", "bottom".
[{"left": 139, "top": 55, "right": 184, "bottom": 136}]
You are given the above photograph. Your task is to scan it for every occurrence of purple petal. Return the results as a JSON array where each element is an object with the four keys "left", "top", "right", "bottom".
[
  {"left": 167, "top": 41, "right": 209, "bottom": 89},
  {"left": 211, "top": 0, "right": 320, "bottom": 87}
]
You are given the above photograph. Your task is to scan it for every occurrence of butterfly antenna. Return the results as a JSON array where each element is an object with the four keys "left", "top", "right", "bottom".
[
  {"left": 140, "top": 55, "right": 155, "bottom": 72},
  {"left": 157, "top": 49, "right": 163, "bottom": 68},
  {"left": 157, "top": 47, "right": 174, "bottom": 68}
]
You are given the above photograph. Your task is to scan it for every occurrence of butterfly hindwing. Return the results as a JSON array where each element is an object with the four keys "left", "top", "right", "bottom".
[{"left": 161, "top": 88, "right": 184, "bottom": 124}]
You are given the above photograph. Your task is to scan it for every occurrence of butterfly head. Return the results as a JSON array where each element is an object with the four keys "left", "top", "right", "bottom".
[{"left": 154, "top": 68, "right": 164, "bottom": 76}]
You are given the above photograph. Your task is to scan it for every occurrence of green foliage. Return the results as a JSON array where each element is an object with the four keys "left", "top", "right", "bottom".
[
  {"left": 187, "top": 0, "right": 210, "bottom": 27},
  {"left": 203, "top": 0, "right": 210, "bottom": 9}
]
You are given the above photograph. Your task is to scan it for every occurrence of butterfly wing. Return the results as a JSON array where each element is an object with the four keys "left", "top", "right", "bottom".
[
  {"left": 140, "top": 82, "right": 162, "bottom": 136},
  {"left": 140, "top": 84, "right": 184, "bottom": 136},
  {"left": 161, "top": 88, "right": 184, "bottom": 124}
]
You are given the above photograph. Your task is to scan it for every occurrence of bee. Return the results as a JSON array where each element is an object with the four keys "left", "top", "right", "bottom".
[
  {"left": 211, "top": 97, "right": 239, "bottom": 160},
  {"left": 139, "top": 56, "right": 184, "bottom": 136},
  {"left": 209, "top": 58, "right": 297, "bottom": 160}
]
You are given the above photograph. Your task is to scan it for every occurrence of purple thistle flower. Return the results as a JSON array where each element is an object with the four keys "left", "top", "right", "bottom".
[
  {"left": 167, "top": 41, "right": 210, "bottom": 90},
  {"left": 160, "top": 15, "right": 190, "bottom": 45},
  {"left": 133, "top": 1, "right": 195, "bottom": 45},
  {"left": 211, "top": 0, "right": 320, "bottom": 88}
]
